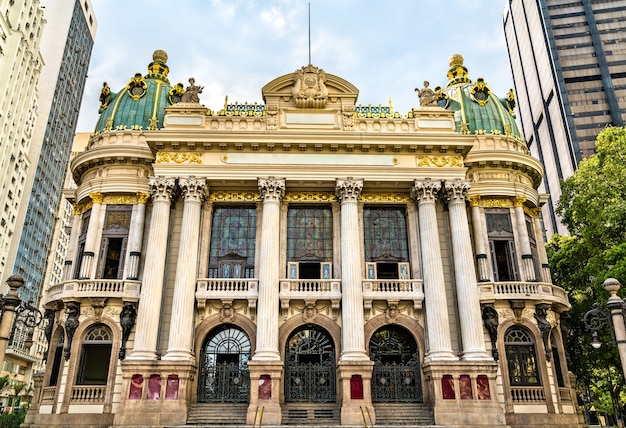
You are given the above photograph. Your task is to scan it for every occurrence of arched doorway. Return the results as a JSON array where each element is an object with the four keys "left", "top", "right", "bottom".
[
  {"left": 369, "top": 326, "right": 422, "bottom": 402},
  {"left": 284, "top": 325, "right": 336, "bottom": 403},
  {"left": 198, "top": 325, "right": 251, "bottom": 403}
]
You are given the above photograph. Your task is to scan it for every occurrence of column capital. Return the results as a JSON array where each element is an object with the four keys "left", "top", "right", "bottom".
[
  {"left": 258, "top": 177, "right": 285, "bottom": 202},
  {"left": 467, "top": 195, "right": 481, "bottom": 207},
  {"left": 149, "top": 176, "right": 176, "bottom": 203},
  {"left": 443, "top": 178, "right": 471, "bottom": 204},
  {"left": 179, "top": 176, "right": 208, "bottom": 203},
  {"left": 89, "top": 192, "right": 103, "bottom": 204},
  {"left": 335, "top": 177, "right": 363, "bottom": 203},
  {"left": 513, "top": 195, "right": 526, "bottom": 207},
  {"left": 411, "top": 178, "right": 441, "bottom": 204}
]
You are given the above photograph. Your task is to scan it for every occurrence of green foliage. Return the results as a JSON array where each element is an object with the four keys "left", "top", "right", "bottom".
[
  {"left": 0, "top": 411, "right": 25, "bottom": 428},
  {"left": 548, "top": 126, "right": 626, "bottom": 417}
]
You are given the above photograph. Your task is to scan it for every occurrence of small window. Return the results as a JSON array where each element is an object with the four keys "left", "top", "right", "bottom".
[{"left": 504, "top": 327, "right": 540, "bottom": 386}]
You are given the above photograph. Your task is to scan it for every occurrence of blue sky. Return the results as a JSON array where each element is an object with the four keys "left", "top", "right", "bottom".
[{"left": 76, "top": 0, "right": 514, "bottom": 132}]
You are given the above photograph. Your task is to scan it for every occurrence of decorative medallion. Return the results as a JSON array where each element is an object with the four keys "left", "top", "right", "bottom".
[
  {"left": 156, "top": 152, "right": 202, "bottom": 164},
  {"left": 169, "top": 82, "right": 185, "bottom": 104},
  {"left": 417, "top": 155, "right": 464, "bottom": 168},
  {"left": 470, "top": 78, "right": 492, "bottom": 106},
  {"left": 292, "top": 65, "right": 328, "bottom": 109},
  {"left": 434, "top": 86, "right": 450, "bottom": 108},
  {"left": 506, "top": 89, "right": 517, "bottom": 116},
  {"left": 126, "top": 72, "right": 148, "bottom": 101}
]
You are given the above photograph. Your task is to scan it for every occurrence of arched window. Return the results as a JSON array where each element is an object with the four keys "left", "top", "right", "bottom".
[
  {"left": 504, "top": 326, "right": 540, "bottom": 386},
  {"left": 76, "top": 324, "right": 113, "bottom": 385}
]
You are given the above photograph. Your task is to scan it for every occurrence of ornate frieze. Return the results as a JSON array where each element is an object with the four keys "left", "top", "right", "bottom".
[
  {"left": 417, "top": 155, "right": 464, "bottom": 168},
  {"left": 411, "top": 178, "right": 441, "bottom": 204},
  {"left": 156, "top": 151, "right": 203, "bottom": 164},
  {"left": 208, "top": 190, "right": 259, "bottom": 202},
  {"left": 284, "top": 191, "right": 337, "bottom": 202},
  {"left": 513, "top": 195, "right": 527, "bottom": 207},
  {"left": 137, "top": 192, "right": 151, "bottom": 204},
  {"left": 335, "top": 178, "right": 363, "bottom": 203},
  {"left": 148, "top": 176, "right": 176, "bottom": 203},
  {"left": 359, "top": 192, "right": 411, "bottom": 203},
  {"left": 89, "top": 192, "right": 104, "bottom": 204},
  {"left": 467, "top": 195, "right": 480, "bottom": 207},
  {"left": 480, "top": 197, "right": 513, "bottom": 208},
  {"left": 179, "top": 176, "right": 208, "bottom": 203},
  {"left": 443, "top": 178, "right": 470, "bottom": 203},
  {"left": 258, "top": 177, "right": 285, "bottom": 202}
]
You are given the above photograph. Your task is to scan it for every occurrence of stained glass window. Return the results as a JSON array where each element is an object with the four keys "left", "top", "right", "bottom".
[
  {"left": 505, "top": 326, "right": 540, "bottom": 386},
  {"left": 363, "top": 207, "right": 408, "bottom": 262},
  {"left": 209, "top": 206, "right": 256, "bottom": 278},
  {"left": 287, "top": 206, "right": 333, "bottom": 262}
]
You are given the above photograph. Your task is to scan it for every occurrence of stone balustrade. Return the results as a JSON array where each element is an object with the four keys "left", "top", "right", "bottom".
[
  {"left": 196, "top": 278, "right": 259, "bottom": 315},
  {"left": 279, "top": 279, "right": 342, "bottom": 320},
  {"left": 70, "top": 385, "right": 107, "bottom": 403},
  {"left": 362, "top": 279, "right": 424, "bottom": 311},
  {"left": 477, "top": 281, "right": 569, "bottom": 309},
  {"left": 43, "top": 279, "right": 141, "bottom": 305},
  {"left": 510, "top": 386, "right": 546, "bottom": 403},
  {"left": 41, "top": 386, "right": 56, "bottom": 405}
]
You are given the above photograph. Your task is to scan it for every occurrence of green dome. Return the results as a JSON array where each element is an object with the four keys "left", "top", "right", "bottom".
[
  {"left": 438, "top": 54, "right": 522, "bottom": 139},
  {"left": 95, "top": 50, "right": 174, "bottom": 134}
]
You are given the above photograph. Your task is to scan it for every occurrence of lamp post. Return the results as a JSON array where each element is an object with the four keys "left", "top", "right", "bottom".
[{"left": 583, "top": 278, "right": 626, "bottom": 382}]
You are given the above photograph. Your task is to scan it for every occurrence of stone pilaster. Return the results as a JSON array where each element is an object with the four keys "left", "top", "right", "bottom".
[
  {"left": 63, "top": 209, "right": 82, "bottom": 280},
  {"left": 78, "top": 192, "right": 103, "bottom": 279},
  {"left": 444, "top": 179, "right": 490, "bottom": 361},
  {"left": 336, "top": 178, "right": 369, "bottom": 361},
  {"left": 411, "top": 178, "right": 456, "bottom": 362},
  {"left": 125, "top": 192, "right": 150, "bottom": 280},
  {"left": 513, "top": 196, "right": 536, "bottom": 282},
  {"left": 197, "top": 201, "right": 214, "bottom": 279},
  {"left": 127, "top": 177, "right": 176, "bottom": 360},
  {"left": 164, "top": 177, "right": 207, "bottom": 361},
  {"left": 532, "top": 214, "right": 552, "bottom": 283},
  {"left": 252, "top": 177, "right": 285, "bottom": 361},
  {"left": 468, "top": 196, "right": 491, "bottom": 282}
]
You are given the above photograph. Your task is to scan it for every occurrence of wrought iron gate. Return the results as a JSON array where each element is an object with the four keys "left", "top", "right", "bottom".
[
  {"left": 285, "top": 326, "right": 336, "bottom": 403},
  {"left": 198, "top": 325, "right": 250, "bottom": 403},
  {"left": 370, "top": 327, "right": 422, "bottom": 403}
]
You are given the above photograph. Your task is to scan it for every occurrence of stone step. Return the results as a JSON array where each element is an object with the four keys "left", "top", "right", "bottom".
[
  {"left": 374, "top": 403, "right": 435, "bottom": 426},
  {"left": 187, "top": 403, "right": 248, "bottom": 425}
]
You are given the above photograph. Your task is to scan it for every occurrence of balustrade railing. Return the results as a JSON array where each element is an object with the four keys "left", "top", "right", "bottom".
[
  {"left": 44, "top": 279, "right": 141, "bottom": 304},
  {"left": 70, "top": 385, "right": 106, "bottom": 403},
  {"left": 279, "top": 279, "right": 341, "bottom": 320},
  {"left": 362, "top": 279, "right": 424, "bottom": 312},
  {"left": 41, "top": 387, "right": 56, "bottom": 405},
  {"left": 559, "top": 387, "right": 572, "bottom": 402},
  {"left": 510, "top": 386, "right": 546, "bottom": 402},
  {"left": 478, "top": 281, "right": 569, "bottom": 309},
  {"left": 196, "top": 278, "right": 259, "bottom": 315}
]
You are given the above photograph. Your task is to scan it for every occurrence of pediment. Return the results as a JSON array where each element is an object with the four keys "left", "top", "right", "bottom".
[{"left": 262, "top": 64, "right": 359, "bottom": 109}]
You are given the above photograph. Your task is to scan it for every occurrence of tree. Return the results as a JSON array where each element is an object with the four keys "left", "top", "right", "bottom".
[{"left": 547, "top": 126, "right": 626, "bottom": 418}]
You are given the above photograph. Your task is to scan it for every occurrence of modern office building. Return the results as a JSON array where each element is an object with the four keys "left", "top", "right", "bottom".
[
  {"left": 0, "top": 0, "right": 44, "bottom": 293},
  {"left": 0, "top": 0, "right": 96, "bottom": 402},
  {"left": 503, "top": 0, "right": 626, "bottom": 237},
  {"left": 24, "top": 50, "right": 582, "bottom": 428}
]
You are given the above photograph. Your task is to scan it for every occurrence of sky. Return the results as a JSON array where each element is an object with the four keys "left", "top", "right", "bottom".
[{"left": 76, "top": 0, "right": 514, "bottom": 132}]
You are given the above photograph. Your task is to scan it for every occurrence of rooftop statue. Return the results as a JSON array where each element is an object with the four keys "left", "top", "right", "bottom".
[
  {"left": 415, "top": 81, "right": 437, "bottom": 107},
  {"left": 181, "top": 77, "right": 203, "bottom": 103}
]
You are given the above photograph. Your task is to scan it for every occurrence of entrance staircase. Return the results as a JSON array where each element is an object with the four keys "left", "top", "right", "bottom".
[
  {"left": 186, "top": 403, "right": 248, "bottom": 425},
  {"left": 373, "top": 403, "right": 435, "bottom": 426}
]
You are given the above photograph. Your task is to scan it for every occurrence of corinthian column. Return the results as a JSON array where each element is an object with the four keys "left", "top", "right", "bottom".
[
  {"left": 125, "top": 192, "right": 150, "bottom": 280},
  {"left": 513, "top": 196, "right": 536, "bottom": 282},
  {"left": 164, "top": 177, "right": 207, "bottom": 361},
  {"left": 128, "top": 177, "right": 176, "bottom": 360},
  {"left": 336, "top": 178, "right": 369, "bottom": 361},
  {"left": 63, "top": 207, "right": 82, "bottom": 280},
  {"left": 444, "top": 179, "right": 490, "bottom": 361},
  {"left": 78, "top": 192, "right": 104, "bottom": 279},
  {"left": 252, "top": 177, "right": 285, "bottom": 361},
  {"left": 411, "top": 178, "right": 456, "bottom": 362}
]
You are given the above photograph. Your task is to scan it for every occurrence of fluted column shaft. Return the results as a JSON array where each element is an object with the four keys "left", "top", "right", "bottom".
[
  {"left": 125, "top": 193, "right": 150, "bottom": 280},
  {"left": 412, "top": 179, "right": 456, "bottom": 362},
  {"left": 128, "top": 177, "right": 175, "bottom": 360},
  {"left": 252, "top": 177, "right": 285, "bottom": 361},
  {"left": 513, "top": 196, "right": 536, "bottom": 281},
  {"left": 336, "top": 178, "right": 369, "bottom": 361},
  {"left": 63, "top": 210, "right": 82, "bottom": 280},
  {"left": 444, "top": 180, "right": 490, "bottom": 361},
  {"left": 197, "top": 202, "right": 214, "bottom": 278},
  {"left": 164, "top": 178, "right": 207, "bottom": 361},
  {"left": 78, "top": 192, "right": 104, "bottom": 279},
  {"left": 468, "top": 196, "right": 491, "bottom": 282},
  {"left": 533, "top": 215, "right": 552, "bottom": 283}
]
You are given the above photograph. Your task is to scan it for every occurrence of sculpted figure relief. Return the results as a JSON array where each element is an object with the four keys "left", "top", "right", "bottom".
[
  {"left": 181, "top": 77, "right": 203, "bottom": 103},
  {"left": 415, "top": 80, "right": 437, "bottom": 107},
  {"left": 292, "top": 65, "right": 328, "bottom": 108}
]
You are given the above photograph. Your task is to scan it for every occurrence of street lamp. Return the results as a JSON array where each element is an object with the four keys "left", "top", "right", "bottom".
[
  {"left": 0, "top": 275, "right": 43, "bottom": 365},
  {"left": 583, "top": 278, "right": 626, "bottom": 382}
]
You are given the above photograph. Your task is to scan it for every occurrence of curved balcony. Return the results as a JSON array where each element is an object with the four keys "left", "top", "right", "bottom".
[
  {"left": 279, "top": 279, "right": 342, "bottom": 320},
  {"left": 362, "top": 279, "right": 425, "bottom": 314},
  {"left": 477, "top": 281, "right": 570, "bottom": 310},
  {"left": 44, "top": 279, "right": 141, "bottom": 305},
  {"left": 196, "top": 278, "right": 259, "bottom": 318}
]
